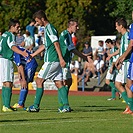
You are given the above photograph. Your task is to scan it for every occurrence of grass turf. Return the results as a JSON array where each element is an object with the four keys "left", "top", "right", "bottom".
[{"left": 0, "top": 94, "right": 132, "bottom": 133}]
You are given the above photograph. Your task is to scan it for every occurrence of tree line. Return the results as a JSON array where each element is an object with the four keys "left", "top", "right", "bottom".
[{"left": 0, "top": 0, "right": 132, "bottom": 43}]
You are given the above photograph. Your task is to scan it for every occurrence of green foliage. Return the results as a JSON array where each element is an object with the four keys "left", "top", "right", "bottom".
[
  {"left": 0, "top": 0, "right": 132, "bottom": 41},
  {"left": 107, "top": 0, "right": 133, "bottom": 24},
  {"left": 0, "top": 0, "right": 46, "bottom": 32}
]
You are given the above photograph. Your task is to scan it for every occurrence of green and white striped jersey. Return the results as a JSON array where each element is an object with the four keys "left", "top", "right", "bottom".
[
  {"left": 0, "top": 31, "right": 16, "bottom": 60},
  {"left": 59, "top": 30, "right": 75, "bottom": 66},
  {"left": 108, "top": 46, "right": 118, "bottom": 69},
  {"left": 44, "top": 23, "right": 59, "bottom": 62},
  {"left": 120, "top": 31, "right": 130, "bottom": 61}
]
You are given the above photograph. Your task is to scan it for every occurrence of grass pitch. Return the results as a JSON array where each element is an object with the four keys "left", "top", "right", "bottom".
[{"left": 0, "top": 93, "right": 133, "bottom": 133}]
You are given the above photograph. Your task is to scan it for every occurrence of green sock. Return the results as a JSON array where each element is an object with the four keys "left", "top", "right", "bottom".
[
  {"left": 2, "top": 86, "right": 5, "bottom": 106},
  {"left": 111, "top": 88, "right": 116, "bottom": 99},
  {"left": 128, "top": 98, "right": 133, "bottom": 111},
  {"left": 109, "top": 82, "right": 117, "bottom": 99},
  {"left": 4, "top": 87, "right": 12, "bottom": 108},
  {"left": 121, "top": 91, "right": 128, "bottom": 105},
  {"left": 34, "top": 88, "right": 44, "bottom": 108},
  {"left": 58, "top": 86, "right": 69, "bottom": 109},
  {"left": 58, "top": 89, "right": 63, "bottom": 109}
]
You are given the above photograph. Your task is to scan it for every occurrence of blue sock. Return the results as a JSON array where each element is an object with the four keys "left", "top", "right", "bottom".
[{"left": 18, "top": 88, "right": 28, "bottom": 106}]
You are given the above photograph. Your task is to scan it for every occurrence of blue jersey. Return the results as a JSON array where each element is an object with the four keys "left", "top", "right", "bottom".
[
  {"left": 13, "top": 46, "right": 38, "bottom": 83},
  {"left": 129, "top": 24, "right": 133, "bottom": 63}
]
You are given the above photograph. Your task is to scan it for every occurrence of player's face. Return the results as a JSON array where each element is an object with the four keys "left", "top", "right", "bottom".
[
  {"left": 70, "top": 22, "right": 79, "bottom": 33},
  {"left": 13, "top": 23, "right": 20, "bottom": 34},
  {"left": 106, "top": 43, "right": 110, "bottom": 48},
  {"left": 35, "top": 18, "right": 44, "bottom": 26},
  {"left": 115, "top": 22, "right": 122, "bottom": 33}
]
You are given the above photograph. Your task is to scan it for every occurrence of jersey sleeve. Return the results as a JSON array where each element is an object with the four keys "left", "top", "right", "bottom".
[
  {"left": 8, "top": 33, "right": 16, "bottom": 49},
  {"left": 65, "top": 33, "right": 75, "bottom": 51},
  {"left": 47, "top": 24, "right": 58, "bottom": 43}
]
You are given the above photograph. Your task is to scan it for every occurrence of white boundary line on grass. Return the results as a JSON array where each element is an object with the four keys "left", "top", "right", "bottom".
[{"left": 0, "top": 118, "right": 131, "bottom": 126}]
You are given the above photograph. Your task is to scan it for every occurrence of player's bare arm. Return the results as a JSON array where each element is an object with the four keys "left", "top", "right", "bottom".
[
  {"left": 12, "top": 45, "right": 28, "bottom": 57},
  {"left": 31, "top": 45, "right": 45, "bottom": 58},
  {"left": 54, "top": 41, "right": 66, "bottom": 68}
]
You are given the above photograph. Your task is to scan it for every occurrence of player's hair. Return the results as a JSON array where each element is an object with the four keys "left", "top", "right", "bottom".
[
  {"left": 25, "top": 31, "right": 30, "bottom": 36},
  {"left": 9, "top": 19, "right": 20, "bottom": 29},
  {"left": 33, "top": 10, "right": 48, "bottom": 21},
  {"left": 115, "top": 18, "right": 127, "bottom": 29},
  {"left": 105, "top": 39, "right": 113, "bottom": 44},
  {"left": 67, "top": 18, "right": 78, "bottom": 28}
]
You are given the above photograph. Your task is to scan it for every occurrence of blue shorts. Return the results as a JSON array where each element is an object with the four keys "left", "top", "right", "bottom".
[
  {"left": 25, "top": 60, "right": 38, "bottom": 83},
  {"left": 127, "top": 62, "right": 133, "bottom": 80}
]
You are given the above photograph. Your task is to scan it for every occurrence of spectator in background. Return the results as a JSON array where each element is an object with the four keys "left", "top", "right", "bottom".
[
  {"left": 22, "top": 31, "right": 34, "bottom": 52},
  {"left": 70, "top": 60, "right": 80, "bottom": 75},
  {"left": 93, "top": 55, "right": 104, "bottom": 75},
  {"left": 34, "top": 25, "right": 45, "bottom": 60},
  {"left": 26, "top": 19, "right": 36, "bottom": 39},
  {"left": 82, "top": 41, "right": 93, "bottom": 58},
  {"left": 15, "top": 31, "right": 25, "bottom": 46},
  {"left": 94, "top": 40, "right": 106, "bottom": 61},
  {"left": 78, "top": 41, "right": 93, "bottom": 64}
]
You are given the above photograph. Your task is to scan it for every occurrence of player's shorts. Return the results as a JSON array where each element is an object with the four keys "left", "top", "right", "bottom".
[
  {"left": 25, "top": 59, "right": 38, "bottom": 83},
  {"left": 106, "top": 69, "right": 116, "bottom": 81},
  {"left": 37, "top": 62, "right": 63, "bottom": 81},
  {"left": 115, "top": 61, "right": 129, "bottom": 84},
  {"left": 127, "top": 61, "right": 133, "bottom": 80},
  {"left": 62, "top": 67, "right": 72, "bottom": 80},
  {"left": 0, "top": 58, "right": 14, "bottom": 82}
]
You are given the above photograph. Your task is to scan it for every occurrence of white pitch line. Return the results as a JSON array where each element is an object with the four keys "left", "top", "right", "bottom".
[{"left": 0, "top": 118, "right": 131, "bottom": 126}]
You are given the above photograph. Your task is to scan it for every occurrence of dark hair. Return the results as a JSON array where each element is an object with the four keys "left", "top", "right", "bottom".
[
  {"left": 98, "top": 40, "right": 103, "bottom": 44},
  {"left": 115, "top": 18, "right": 127, "bottom": 29},
  {"left": 25, "top": 31, "right": 30, "bottom": 36},
  {"left": 33, "top": 10, "right": 48, "bottom": 21},
  {"left": 67, "top": 18, "right": 78, "bottom": 28},
  {"left": 9, "top": 19, "right": 20, "bottom": 29},
  {"left": 105, "top": 39, "right": 113, "bottom": 44}
]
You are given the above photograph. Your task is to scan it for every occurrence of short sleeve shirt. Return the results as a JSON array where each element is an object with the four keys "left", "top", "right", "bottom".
[
  {"left": 59, "top": 30, "right": 75, "bottom": 65},
  {"left": 0, "top": 31, "right": 16, "bottom": 60},
  {"left": 120, "top": 31, "right": 130, "bottom": 61},
  {"left": 44, "top": 23, "right": 59, "bottom": 62}
]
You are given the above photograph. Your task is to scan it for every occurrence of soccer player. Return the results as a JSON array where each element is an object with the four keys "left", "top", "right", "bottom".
[
  {"left": 116, "top": 23, "right": 133, "bottom": 115},
  {"left": 26, "top": 10, "right": 70, "bottom": 112},
  {"left": 13, "top": 46, "right": 38, "bottom": 108},
  {"left": 0, "top": 19, "right": 28, "bottom": 112},
  {"left": 58, "top": 19, "right": 93, "bottom": 112},
  {"left": 115, "top": 18, "right": 131, "bottom": 113},
  {"left": 105, "top": 39, "right": 119, "bottom": 101}
]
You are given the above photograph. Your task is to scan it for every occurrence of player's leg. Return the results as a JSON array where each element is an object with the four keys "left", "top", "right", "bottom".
[{"left": 2, "top": 59, "right": 16, "bottom": 112}]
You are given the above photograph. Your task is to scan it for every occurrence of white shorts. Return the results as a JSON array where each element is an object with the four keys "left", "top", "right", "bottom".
[
  {"left": 62, "top": 67, "right": 72, "bottom": 80},
  {"left": 38, "top": 62, "right": 63, "bottom": 81},
  {"left": 0, "top": 58, "right": 14, "bottom": 82},
  {"left": 115, "top": 61, "right": 129, "bottom": 84},
  {"left": 106, "top": 69, "right": 116, "bottom": 81}
]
